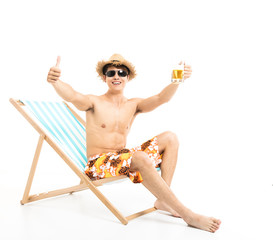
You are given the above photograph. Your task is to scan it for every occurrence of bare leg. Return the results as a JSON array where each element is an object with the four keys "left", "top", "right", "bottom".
[
  {"left": 131, "top": 151, "right": 221, "bottom": 233},
  {"left": 155, "top": 131, "right": 180, "bottom": 216},
  {"left": 157, "top": 131, "right": 179, "bottom": 186}
]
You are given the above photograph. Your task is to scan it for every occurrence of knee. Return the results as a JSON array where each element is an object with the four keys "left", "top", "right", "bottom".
[
  {"left": 131, "top": 151, "right": 153, "bottom": 171},
  {"left": 164, "top": 131, "right": 179, "bottom": 147}
]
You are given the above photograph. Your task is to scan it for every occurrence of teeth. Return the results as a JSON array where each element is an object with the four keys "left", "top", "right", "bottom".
[{"left": 113, "top": 82, "right": 121, "bottom": 85}]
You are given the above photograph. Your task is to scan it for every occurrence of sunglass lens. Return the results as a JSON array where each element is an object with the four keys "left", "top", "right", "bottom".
[
  {"left": 106, "top": 70, "right": 115, "bottom": 77},
  {"left": 118, "top": 70, "right": 127, "bottom": 77}
]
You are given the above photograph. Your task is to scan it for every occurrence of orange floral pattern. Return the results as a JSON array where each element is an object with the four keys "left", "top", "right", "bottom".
[{"left": 85, "top": 137, "right": 162, "bottom": 183}]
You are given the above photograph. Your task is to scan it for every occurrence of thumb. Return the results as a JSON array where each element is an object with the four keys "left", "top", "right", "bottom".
[
  {"left": 178, "top": 60, "right": 185, "bottom": 65},
  {"left": 55, "top": 56, "right": 61, "bottom": 67}
]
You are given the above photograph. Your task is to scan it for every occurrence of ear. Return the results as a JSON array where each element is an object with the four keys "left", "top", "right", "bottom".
[{"left": 103, "top": 75, "right": 106, "bottom": 82}]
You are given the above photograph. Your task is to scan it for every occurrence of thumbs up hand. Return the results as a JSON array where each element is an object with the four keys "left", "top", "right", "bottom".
[{"left": 47, "top": 56, "right": 61, "bottom": 83}]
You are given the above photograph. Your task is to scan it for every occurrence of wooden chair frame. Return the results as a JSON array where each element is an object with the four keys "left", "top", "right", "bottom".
[{"left": 10, "top": 98, "right": 156, "bottom": 225}]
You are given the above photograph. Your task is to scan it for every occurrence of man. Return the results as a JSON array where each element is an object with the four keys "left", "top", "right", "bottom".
[{"left": 47, "top": 54, "right": 221, "bottom": 233}]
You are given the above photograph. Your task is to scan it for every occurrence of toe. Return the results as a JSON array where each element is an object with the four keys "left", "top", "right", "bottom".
[
  {"left": 212, "top": 222, "right": 219, "bottom": 228},
  {"left": 211, "top": 225, "right": 219, "bottom": 232},
  {"left": 212, "top": 218, "right": 221, "bottom": 227},
  {"left": 209, "top": 227, "right": 216, "bottom": 233},
  {"left": 216, "top": 219, "right": 221, "bottom": 225},
  {"left": 212, "top": 225, "right": 218, "bottom": 231}
]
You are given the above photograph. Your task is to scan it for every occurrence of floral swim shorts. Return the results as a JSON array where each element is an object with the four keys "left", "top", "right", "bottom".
[{"left": 84, "top": 137, "right": 162, "bottom": 183}]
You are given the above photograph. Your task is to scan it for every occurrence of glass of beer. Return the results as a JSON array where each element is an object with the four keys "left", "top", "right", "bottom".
[{"left": 172, "top": 61, "right": 184, "bottom": 84}]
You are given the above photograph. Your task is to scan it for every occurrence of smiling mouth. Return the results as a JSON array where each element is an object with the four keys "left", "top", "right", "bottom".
[{"left": 112, "top": 81, "right": 121, "bottom": 85}]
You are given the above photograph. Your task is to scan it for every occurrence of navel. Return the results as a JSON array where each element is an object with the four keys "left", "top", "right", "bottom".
[{"left": 101, "top": 124, "right": 106, "bottom": 128}]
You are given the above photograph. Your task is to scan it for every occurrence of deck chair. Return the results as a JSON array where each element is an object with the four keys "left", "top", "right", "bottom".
[{"left": 10, "top": 98, "right": 156, "bottom": 225}]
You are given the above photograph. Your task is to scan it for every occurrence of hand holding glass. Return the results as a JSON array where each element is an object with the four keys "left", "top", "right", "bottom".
[{"left": 171, "top": 61, "right": 184, "bottom": 84}]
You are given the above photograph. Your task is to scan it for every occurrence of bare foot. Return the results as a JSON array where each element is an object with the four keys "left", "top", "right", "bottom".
[
  {"left": 184, "top": 210, "right": 221, "bottom": 233},
  {"left": 154, "top": 200, "right": 181, "bottom": 218},
  {"left": 155, "top": 200, "right": 221, "bottom": 232}
]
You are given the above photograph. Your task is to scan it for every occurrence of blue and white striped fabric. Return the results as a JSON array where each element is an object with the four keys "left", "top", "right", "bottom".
[{"left": 22, "top": 100, "right": 87, "bottom": 172}]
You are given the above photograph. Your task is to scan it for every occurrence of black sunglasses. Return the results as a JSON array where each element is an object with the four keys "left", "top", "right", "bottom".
[{"left": 105, "top": 70, "right": 128, "bottom": 78}]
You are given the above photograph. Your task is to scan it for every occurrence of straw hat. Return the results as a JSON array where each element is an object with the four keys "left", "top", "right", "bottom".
[{"left": 96, "top": 54, "right": 137, "bottom": 81}]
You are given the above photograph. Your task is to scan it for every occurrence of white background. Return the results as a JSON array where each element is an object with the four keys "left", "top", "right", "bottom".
[{"left": 1, "top": 0, "right": 273, "bottom": 239}]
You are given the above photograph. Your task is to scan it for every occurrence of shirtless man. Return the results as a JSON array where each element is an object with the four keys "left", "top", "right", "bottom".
[{"left": 47, "top": 54, "right": 221, "bottom": 233}]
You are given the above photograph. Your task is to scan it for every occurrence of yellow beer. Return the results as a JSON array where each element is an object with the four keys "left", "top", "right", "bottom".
[{"left": 172, "top": 69, "right": 184, "bottom": 83}]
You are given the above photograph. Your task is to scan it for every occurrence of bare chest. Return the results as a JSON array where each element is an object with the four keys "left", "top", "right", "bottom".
[{"left": 86, "top": 100, "right": 138, "bottom": 132}]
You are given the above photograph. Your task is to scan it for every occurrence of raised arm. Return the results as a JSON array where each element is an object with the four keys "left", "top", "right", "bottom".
[
  {"left": 136, "top": 63, "right": 192, "bottom": 113},
  {"left": 136, "top": 83, "right": 180, "bottom": 113},
  {"left": 47, "top": 56, "right": 93, "bottom": 111}
]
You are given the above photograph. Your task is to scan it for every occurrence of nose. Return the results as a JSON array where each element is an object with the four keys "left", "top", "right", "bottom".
[{"left": 114, "top": 71, "right": 120, "bottom": 79}]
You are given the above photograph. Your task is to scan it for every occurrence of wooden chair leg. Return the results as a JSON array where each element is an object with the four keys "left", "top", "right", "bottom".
[
  {"left": 82, "top": 175, "right": 129, "bottom": 225},
  {"left": 21, "top": 134, "right": 45, "bottom": 205},
  {"left": 126, "top": 207, "right": 156, "bottom": 221}
]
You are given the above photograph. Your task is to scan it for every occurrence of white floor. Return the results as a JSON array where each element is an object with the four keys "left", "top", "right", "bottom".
[
  {"left": 1, "top": 165, "right": 273, "bottom": 240},
  {"left": 2, "top": 104, "right": 273, "bottom": 240}
]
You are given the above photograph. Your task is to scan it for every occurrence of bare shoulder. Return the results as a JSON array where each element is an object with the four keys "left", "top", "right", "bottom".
[
  {"left": 86, "top": 94, "right": 110, "bottom": 109},
  {"left": 86, "top": 94, "right": 99, "bottom": 102},
  {"left": 128, "top": 97, "right": 143, "bottom": 104},
  {"left": 127, "top": 97, "right": 143, "bottom": 108},
  {"left": 71, "top": 93, "right": 98, "bottom": 112}
]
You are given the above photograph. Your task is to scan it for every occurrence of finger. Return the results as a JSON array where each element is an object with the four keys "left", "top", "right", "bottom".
[
  {"left": 184, "top": 74, "right": 191, "bottom": 79},
  {"left": 184, "top": 68, "right": 192, "bottom": 73},
  {"left": 184, "top": 67, "right": 192, "bottom": 73},
  {"left": 184, "top": 70, "right": 192, "bottom": 75},
  {"left": 48, "top": 76, "right": 59, "bottom": 81},
  {"left": 184, "top": 66, "right": 192, "bottom": 72},
  {"left": 49, "top": 70, "right": 61, "bottom": 77},
  {"left": 178, "top": 60, "right": 183, "bottom": 65},
  {"left": 55, "top": 56, "right": 61, "bottom": 67},
  {"left": 47, "top": 78, "right": 57, "bottom": 83},
  {"left": 50, "top": 67, "right": 61, "bottom": 73},
  {"left": 184, "top": 65, "right": 191, "bottom": 69}
]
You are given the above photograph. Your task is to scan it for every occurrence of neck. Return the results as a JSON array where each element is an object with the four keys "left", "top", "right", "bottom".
[{"left": 104, "top": 90, "right": 126, "bottom": 105}]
